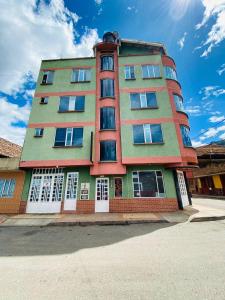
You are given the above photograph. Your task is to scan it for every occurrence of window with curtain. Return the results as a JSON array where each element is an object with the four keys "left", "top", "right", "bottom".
[
  {"left": 125, "top": 65, "right": 135, "bottom": 79},
  {"left": 101, "top": 56, "right": 114, "bottom": 71},
  {"left": 164, "top": 66, "right": 178, "bottom": 81},
  {"left": 130, "top": 92, "right": 157, "bottom": 109},
  {"left": 100, "top": 79, "right": 115, "bottom": 98},
  {"left": 100, "top": 107, "right": 115, "bottom": 130},
  {"left": 72, "top": 69, "right": 91, "bottom": 82},
  {"left": 174, "top": 94, "right": 185, "bottom": 112},
  {"left": 132, "top": 171, "right": 165, "bottom": 198},
  {"left": 100, "top": 140, "right": 116, "bottom": 161},
  {"left": 59, "top": 96, "right": 85, "bottom": 112},
  {"left": 142, "top": 65, "right": 161, "bottom": 78},
  {"left": 41, "top": 71, "right": 54, "bottom": 84},
  {"left": 54, "top": 128, "right": 83, "bottom": 147},
  {"left": 133, "top": 124, "right": 163, "bottom": 144},
  {"left": 180, "top": 125, "right": 192, "bottom": 147}
]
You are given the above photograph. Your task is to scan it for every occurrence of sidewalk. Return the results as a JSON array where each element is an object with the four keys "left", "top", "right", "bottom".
[{"left": 1, "top": 202, "right": 225, "bottom": 227}]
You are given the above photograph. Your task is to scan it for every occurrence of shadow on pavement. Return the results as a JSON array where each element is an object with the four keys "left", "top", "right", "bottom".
[{"left": 0, "top": 223, "right": 175, "bottom": 257}]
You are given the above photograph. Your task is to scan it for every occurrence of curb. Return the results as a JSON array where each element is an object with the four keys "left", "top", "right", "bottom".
[
  {"left": 48, "top": 219, "right": 169, "bottom": 227},
  {"left": 190, "top": 216, "right": 225, "bottom": 222}
]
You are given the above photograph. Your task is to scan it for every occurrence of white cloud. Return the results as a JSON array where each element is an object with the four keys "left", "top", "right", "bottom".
[
  {"left": 95, "top": 0, "right": 103, "bottom": 4},
  {"left": 200, "top": 86, "right": 225, "bottom": 99},
  {"left": 0, "top": 97, "right": 31, "bottom": 146},
  {"left": 199, "top": 124, "right": 225, "bottom": 141},
  {"left": 177, "top": 32, "right": 187, "bottom": 50},
  {"left": 0, "top": 0, "right": 99, "bottom": 95},
  {"left": 217, "top": 63, "right": 225, "bottom": 75},
  {"left": 219, "top": 132, "right": 225, "bottom": 139},
  {"left": 209, "top": 115, "right": 225, "bottom": 122},
  {"left": 192, "top": 140, "right": 206, "bottom": 147},
  {"left": 196, "top": 0, "right": 225, "bottom": 57},
  {"left": 185, "top": 105, "right": 201, "bottom": 116}
]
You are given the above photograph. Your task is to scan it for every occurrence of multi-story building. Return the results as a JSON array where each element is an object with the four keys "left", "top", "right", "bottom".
[{"left": 19, "top": 32, "right": 197, "bottom": 214}]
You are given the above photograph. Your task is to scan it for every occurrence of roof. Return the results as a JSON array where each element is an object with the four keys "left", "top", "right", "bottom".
[
  {"left": 120, "top": 39, "right": 167, "bottom": 54},
  {"left": 196, "top": 144, "right": 225, "bottom": 157},
  {"left": 0, "top": 138, "right": 22, "bottom": 158}
]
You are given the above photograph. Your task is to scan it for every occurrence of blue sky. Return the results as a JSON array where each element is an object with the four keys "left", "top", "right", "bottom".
[{"left": 0, "top": 0, "right": 225, "bottom": 146}]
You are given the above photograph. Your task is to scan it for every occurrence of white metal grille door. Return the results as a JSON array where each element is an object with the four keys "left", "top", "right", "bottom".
[
  {"left": 177, "top": 171, "right": 189, "bottom": 207},
  {"left": 64, "top": 172, "right": 79, "bottom": 211},
  {"left": 95, "top": 178, "right": 109, "bottom": 212},
  {"left": 27, "top": 169, "right": 64, "bottom": 213}
]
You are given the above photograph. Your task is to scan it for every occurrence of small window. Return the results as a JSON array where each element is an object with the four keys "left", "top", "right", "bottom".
[
  {"left": 180, "top": 125, "right": 192, "bottom": 147},
  {"left": 174, "top": 94, "right": 185, "bottom": 113},
  {"left": 133, "top": 124, "right": 163, "bottom": 144},
  {"left": 114, "top": 178, "right": 122, "bottom": 197},
  {"left": 132, "top": 171, "right": 165, "bottom": 198},
  {"left": 40, "top": 97, "right": 48, "bottom": 104},
  {"left": 100, "top": 107, "right": 115, "bottom": 130},
  {"left": 72, "top": 69, "right": 91, "bottom": 82},
  {"left": 59, "top": 96, "right": 85, "bottom": 112},
  {"left": 164, "top": 66, "right": 177, "bottom": 81},
  {"left": 54, "top": 128, "right": 83, "bottom": 147},
  {"left": 142, "top": 65, "right": 161, "bottom": 78},
  {"left": 125, "top": 66, "right": 135, "bottom": 80},
  {"left": 101, "top": 56, "right": 114, "bottom": 71},
  {"left": 34, "top": 128, "right": 44, "bottom": 137},
  {"left": 100, "top": 140, "right": 116, "bottom": 161},
  {"left": 100, "top": 79, "right": 115, "bottom": 98},
  {"left": 130, "top": 92, "right": 157, "bottom": 109},
  {"left": 0, "top": 179, "right": 16, "bottom": 198},
  {"left": 41, "top": 71, "right": 54, "bottom": 84}
]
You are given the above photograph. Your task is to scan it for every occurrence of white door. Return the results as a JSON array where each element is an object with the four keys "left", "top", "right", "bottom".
[
  {"left": 177, "top": 171, "right": 189, "bottom": 207},
  {"left": 27, "top": 173, "right": 64, "bottom": 213},
  {"left": 95, "top": 178, "right": 109, "bottom": 212},
  {"left": 64, "top": 172, "right": 79, "bottom": 211}
]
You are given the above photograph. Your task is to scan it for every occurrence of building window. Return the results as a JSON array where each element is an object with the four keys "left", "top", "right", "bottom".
[
  {"left": 164, "top": 66, "right": 177, "bottom": 81},
  {"left": 101, "top": 56, "right": 114, "bottom": 71},
  {"left": 100, "top": 107, "right": 115, "bottom": 130},
  {"left": 100, "top": 79, "right": 115, "bottom": 98},
  {"left": 41, "top": 71, "right": 54, "bottom": 84},
  {"left": 54, "top": 128, "right": 83, "bottom": 147},
  {"left": 100, "top": 140, "right": 116, "bottom": 161},
  {"left": 59, "top": 96, "right": 85, "bottom": 112},
  {"left": 142, "top": 65, "right": 161, "bottom": 78},
  {"left": 130, "top": 92, "right": 157, "bottom": 109},
  {"left": 132, "top": 171, "right": 165, "bottom": 198},
  {"left": 180, "top": 125, "right": 192, "bottom": 147},
  {"left": 125, "top": 65, "right": 135, "bottom": 80},
  {"left": 40, "top": 97, "right": 48, "bottom": 104},
  {"left": 0, "top": 179, "right": 16, "bottom": 198},
  {"left": 114, "top": 177, "right": 122, "bottom": 197},
  {"left": 34, "top": 128, "right": 44, "bottom": 137},
  {"left": 133, "top": 124, "right": 163, "bottom": 144},
  {"left": 174, "top": 94, "right": 185, "bottom": 113},
  {"left": 72, "top": 69, "right": 91, "bottom": 82}
]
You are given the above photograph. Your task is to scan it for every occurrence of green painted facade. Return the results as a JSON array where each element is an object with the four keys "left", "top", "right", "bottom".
[{"left": 20, "top": 40, "right": 181, "bottom": 207}]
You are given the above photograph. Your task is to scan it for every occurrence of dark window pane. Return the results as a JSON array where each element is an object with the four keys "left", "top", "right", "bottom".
[
  {"left": 130, "top": 93, "right": 140, "bottom": 109},
  {"left": 59, "top": 97, "right": 69, "bottom": 112},
  {"left": 174, "top": 95, "right": 184, "bottom": 112},
  {"left": 181, "top": 126, "right": 192, "bottom": 147},
  {"left": 75, "top": 96, "right": 85, "bottom": 111},
  {"left": 151, "top": 124, "right": 163, "bottom": 143},
  {"left": 100, "top": 140, "right": 116, "bottom": 161},
  {"left": 55, "top": 128, "right": 66, "bottom": 146},
  {"left": 84, "top": 69, "right": 91, "bottom": 81},
  {"left": 157, "top": 176, "right": 165, "bottom": 195},
  {"left": 101, "top": 56, "right": 114, "bottom": 71},
  {"left": 100, "top": 107, "right": 115, "bottom": 130},
  {"left": 146, "top": 93, "right": 157, "bottom": 107},
  {"left": 72, "top": 70, "right": 79, "bottom": 82},
  {"left": 114, "top": 178, "right": 122, "bottom": 197},
  {"left": 101, "top": 79, "right": 114, "bottom": 97},
  {"left": 133, "top": 125, "right": 145, "bottom": 144},
  {"left": 139, "top": 171, "right": 157, "bottom": 197},
  {"left": 72, "top": 128, "right": 83, "bottom": 146}
]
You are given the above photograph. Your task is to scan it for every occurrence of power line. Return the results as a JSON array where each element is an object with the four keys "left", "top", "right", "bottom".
[{"left": 193, "top": 118, "right": 225, "bottom": 140}]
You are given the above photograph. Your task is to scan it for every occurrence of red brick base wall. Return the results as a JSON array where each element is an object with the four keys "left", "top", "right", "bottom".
[
  {"left": 109, "top": 198, "right": 178, "bottom": 213},
  {"left": 62, "top": 200, "right": 95, "bottom": 214},
  {"left": 19, "top": 201, "right": 27, "bottom": 214}
]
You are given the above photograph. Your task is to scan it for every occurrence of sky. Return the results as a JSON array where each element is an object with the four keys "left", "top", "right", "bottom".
[{"left": 0, "top": 0, "right": 225, "bottom": 147}]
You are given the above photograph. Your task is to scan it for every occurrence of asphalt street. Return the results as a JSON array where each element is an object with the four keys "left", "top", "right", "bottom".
[{"left": 0, "top": 220, "right": 225, "bottom": 300}]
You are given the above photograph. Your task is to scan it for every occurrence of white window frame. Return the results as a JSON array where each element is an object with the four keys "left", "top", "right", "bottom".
[
  {"left": 72, "top": 69, "right": 91, "bottom": 82},
  {"left": 65, "top": 128, "right": 73, "bottom": 146},
  {"left": 64, "top": 172, "right": 79, "bottom": 200},
  {"left": 143, "top": 124, "right": 152, "bottom": 143},
  {"left": 142, "top": 65, "right": 160, "bottom": 78},
  {"left": 124, "top": 65, "right": 135, "bottom": 79},
  {"left": 140, "top": 93, "right": 147, "bottom": 108},
  {"left": 42, "top": 71, "right": 54, "bottom": 84},
  {"left": 68, "top": 96, "right": 76, "bottom": 111},
  {"left": 132, "top": 170, "right": 166, "bottom": 198}
]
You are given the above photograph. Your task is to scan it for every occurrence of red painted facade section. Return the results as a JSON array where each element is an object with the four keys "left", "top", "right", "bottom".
[{"left": 122, "top": 156, "right": 182, "bottom": 164}]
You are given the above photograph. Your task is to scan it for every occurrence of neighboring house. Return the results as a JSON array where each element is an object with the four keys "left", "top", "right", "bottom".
[
  {"left": 19, "top": 32, "right": 197, "bottom": 214},
  {"left": 192, "top": 143, "right": 225, "bottom": 196},
  {"left": 0, "top": 138, "right": 25, "bottom": 213}
]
